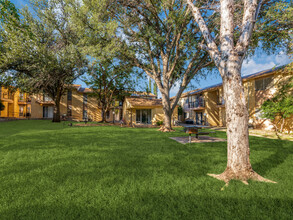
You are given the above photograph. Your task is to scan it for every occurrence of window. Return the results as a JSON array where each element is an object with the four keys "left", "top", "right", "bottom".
[
  {"left": 106, "top": 111, "right": 110, "bottom": 119},
  {"left": 43, "top": 106, "right": 53, "bottom": 118},
  {"left": 43, "top": 106, "right": 48, "bottom": 118},
  {"left": 19, "top": 106, "right": 24, "bottom": 117},
  {"left": 19, "top": 93, "right": 24, "bottom": 101},
  {"left": 83, "top": 94, "right": 87, "bottom": 105},
  {"left": 255, "top": 77, "right": 273, "bottom": 91},
  {"left": 136, "top": 110, "right": 141, "bottom": 122},
  {"left": 67, "top": 91, "right": 72, "bottom": 101},
  {"left": 136, "top": 109, "right": 151, "bottom": 124}
]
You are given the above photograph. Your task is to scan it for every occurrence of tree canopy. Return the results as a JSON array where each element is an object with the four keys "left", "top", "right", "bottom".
[
  {"left": 106, "top": 0, "right": 216, "bottom": 131},
  {"left": 0, "top": 0, "right": 88, "bottom": 122},
  {"left": 84, "top": 58, "right": 135, "bottom": 122}
]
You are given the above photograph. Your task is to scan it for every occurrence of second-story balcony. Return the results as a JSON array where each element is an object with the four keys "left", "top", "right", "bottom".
[
  {"left": 217, "top": 98, "right": 225, "bottom": 107},
  {"left": 188, "top": 100, "right": 205, "bottom": 109},
  {"left": 0, "top": 92, "right": 14, "bottom": 103},
  {"left": 18, "top": 97, "right": 32, "bottom": 104}
]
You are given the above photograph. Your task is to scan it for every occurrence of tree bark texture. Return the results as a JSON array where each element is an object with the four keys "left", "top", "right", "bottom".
[
  {"left": 52, "top": 99, "right": 61, "bottom": 123},
  {"left": 187, "top": 0, "right": 276, "bottom": 184},
  {"left": 219, "top": 60, "right": 252, "bottom": 181},
  {"left": 160, "top": 89, "right": 174, "bottom": 132}
]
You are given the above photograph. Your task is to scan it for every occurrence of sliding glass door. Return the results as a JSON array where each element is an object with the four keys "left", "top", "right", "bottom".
[{"left": 136, "top": 109, "right": 152, "bottom": 124}]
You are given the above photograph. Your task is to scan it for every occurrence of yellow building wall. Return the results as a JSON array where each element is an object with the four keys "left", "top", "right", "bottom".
[
  {"left": 217, "top": 88, "right": 226, "bottom": 127},
  {"left": 122, "top": 101, "right": 179, "bottom": 126},
  {"left": 60, "top": 94, "right": 67, "bottom": 116},
  {"left": 151, "top": 107, "right": 164, "bottom": 124},
  {"left": 0, "top": 87, "right": 31, "bottom": 118},
  {"left": 204, "top": 90, "right": 219, "bottom": 126},
  {"left": 30, "top": 94, "right": 44, "bottom": 119},
  {"left": 87, "top": 96, "right": 102, "bottom": 122},
  {"left": 71, "top": 90, "right": 83, "bottom": 121}
]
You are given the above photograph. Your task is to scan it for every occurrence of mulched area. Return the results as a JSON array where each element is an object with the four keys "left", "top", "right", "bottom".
[{"left": 170, "top": 136, "right": 226, "bottom": 144}]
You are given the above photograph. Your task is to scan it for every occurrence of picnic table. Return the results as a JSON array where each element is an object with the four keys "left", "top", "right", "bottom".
[{"left": 182, "top": 125, "right": 213, "bottom": 143}]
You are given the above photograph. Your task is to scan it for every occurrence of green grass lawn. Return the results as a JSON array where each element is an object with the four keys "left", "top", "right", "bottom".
[{"left": 0, "top": 120, "right": 292, "bottom": 219}]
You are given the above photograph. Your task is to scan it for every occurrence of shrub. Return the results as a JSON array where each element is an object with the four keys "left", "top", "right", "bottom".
[
  {"left": 156, "top": 120, "right": 163, "bottom": 126},
  {"left": 0, "top": 100, "right": 4, "bottom": 111}
]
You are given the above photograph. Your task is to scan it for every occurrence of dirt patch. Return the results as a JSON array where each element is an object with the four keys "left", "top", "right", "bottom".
[{"left": 170, "top": 136, "right": 226, "bottom": 144}]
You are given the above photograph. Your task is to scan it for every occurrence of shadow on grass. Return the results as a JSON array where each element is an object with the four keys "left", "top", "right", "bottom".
[
  {"left": 251, "top": 138, "right": 291, "bottom": 176},
  {"left": 1, "top": 194, "right": 292, "bottom": 220}
]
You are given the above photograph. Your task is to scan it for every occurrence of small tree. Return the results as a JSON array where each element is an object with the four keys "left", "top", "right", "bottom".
[
  {"left": 261, "top": 75, "right": 293, "bottom": 133},
  {"left": 84, "top": 59, "right": 134, "bottom": 122}
]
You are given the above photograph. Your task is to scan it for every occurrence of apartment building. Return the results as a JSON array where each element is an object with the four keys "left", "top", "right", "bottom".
[
  {"left": 123, "top": 96, "right": 178, "bottom": 125},
  {"left": 0, "top": 87, "right": 31, "bottom": 118},
  {"left": 1, "top": 84, "right": 169, "bottom": 125},
  {"left": 29, "top": 85, "right": 103, "bottom": 121},
  {"left": 182, "top": 65, "right": 293, "bottom": 132}
]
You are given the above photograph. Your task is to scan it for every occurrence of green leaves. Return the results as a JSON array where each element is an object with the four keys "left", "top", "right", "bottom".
[
  {"left": 0, "top": 0, "right": 88, "bottom": 99},
  {"left": 261, "top": 70, "right": 293, "bottom": 122},
  {"left": 0, "top": 0, "right": 19, "bottom": 23}
]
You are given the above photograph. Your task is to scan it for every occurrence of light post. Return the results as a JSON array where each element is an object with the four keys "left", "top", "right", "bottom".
[{"left": 112, "top": 110, "right": 115, "bottom": 124}]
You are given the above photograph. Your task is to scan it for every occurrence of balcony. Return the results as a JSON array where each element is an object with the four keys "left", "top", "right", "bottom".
[
  {"left": 217, "top": 99, "right": 225, "bottom": 107},
  {"left": 0, "top": 92, "right": 14, "bottom": 103},
  {"left": 188, "top": 100, "right": 205, "bottom": 109},
  {"left": 18, "top": 97, "right": 32, "bottom": 104}
]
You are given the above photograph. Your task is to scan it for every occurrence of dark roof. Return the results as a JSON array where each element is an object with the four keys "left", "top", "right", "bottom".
[
  {"left": 170, "top": 88, "right": 201, "bottom": 99},
  {"left": 77, "top": 87, "right": 93, "bottom": 93},
  {"left": 189, "top": 64, "right": 288, "bottom": 96}
]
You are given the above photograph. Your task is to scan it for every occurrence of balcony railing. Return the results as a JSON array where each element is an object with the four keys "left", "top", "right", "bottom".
[
  {"left": 217, "top": 100, "right": 225, "bottom": 106},
  {"left": 188, "top": 100, "right": 205, "bottom": 109},
  {"left": 18, "top": 97, "right": 32, "bottom": 103},
  {"left": 1, "top": 92, "right": 13, "bottom": 100}
]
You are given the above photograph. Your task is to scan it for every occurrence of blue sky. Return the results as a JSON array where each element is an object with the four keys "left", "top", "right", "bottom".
[{"left": 11, "top": 0, "right": 292, "bottom": 97}]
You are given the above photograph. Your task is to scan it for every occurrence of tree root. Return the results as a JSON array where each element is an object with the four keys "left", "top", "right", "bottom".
[
  {"left": 208, "top": 168, "right": 277, "bottom": 185},
  {"left": 158, "top": 126, "right": 175, "bottom": 132}
]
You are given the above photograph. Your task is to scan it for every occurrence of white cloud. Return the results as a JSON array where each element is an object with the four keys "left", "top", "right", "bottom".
[
  {"left": 170, "top": 82, "right": 181, "bottom": 98},
  {"left": 241, "top": 60, "right": 276, "bottom": 76},
  {"left": 242, "top": 52, "right": 292, "bottom": 76}
]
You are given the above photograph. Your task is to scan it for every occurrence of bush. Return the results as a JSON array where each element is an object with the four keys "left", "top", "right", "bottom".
[
  {"left": 0, "top": 100, "right": 4, "bottom": 111},
  {"left": 156, "top": 120, "right": 163, "bottom": 126}
]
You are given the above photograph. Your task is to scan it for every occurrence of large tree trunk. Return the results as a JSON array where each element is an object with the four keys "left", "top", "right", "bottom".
[
  {"left": 101, "top": 107, "right": 107, "bottom": 123},
  {"left": 160, "top": 92, "right": 174, "bottom": 132},
  {"left": 208, "top": 60, "right": 276, "bottom": 185},
  {"left": 52, "top": 101, "right": 61, "bottom": 122},
  {"left": 280, "top": 117, "right": 285, "bottom": 133}
]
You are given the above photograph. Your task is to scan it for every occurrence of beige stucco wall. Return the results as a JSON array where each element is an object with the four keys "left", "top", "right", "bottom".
[
  {"left": 122, "top": 99, "right": 179, "bottom": 126},
  {"left": 205, "top": 90, "right": 219, "bottom": 126},
  {"left": 30, "top": 95, "right": 44, "bottom": 118}
]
